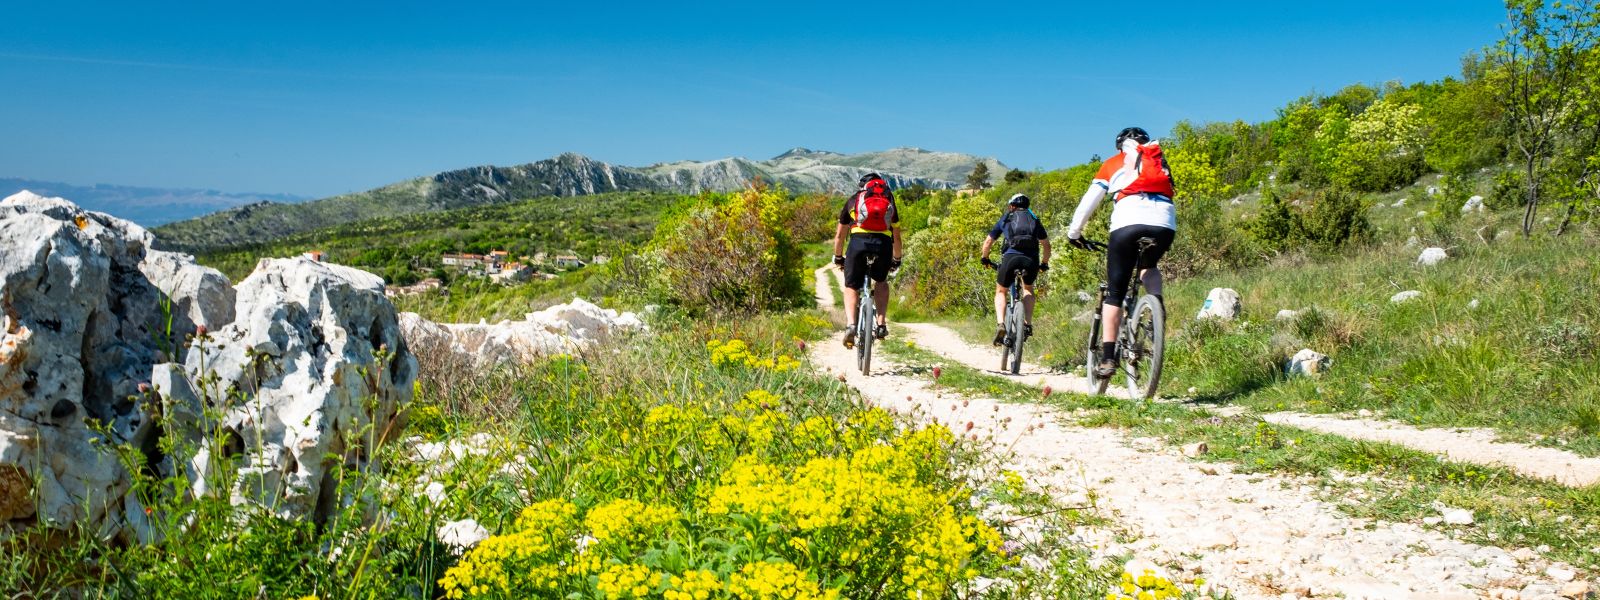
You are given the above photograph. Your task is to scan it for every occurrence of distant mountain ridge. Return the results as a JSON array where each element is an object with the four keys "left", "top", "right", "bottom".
[
  {"left": 0, "top": 178, "right": 308, "bottom": 226},
  {"left": 153, "top": 148, "right": 1007, "bottom": 252}
]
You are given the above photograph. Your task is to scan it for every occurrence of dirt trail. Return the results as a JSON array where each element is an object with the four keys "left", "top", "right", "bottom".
[
  {"left": 896, "top": 318, "right": 1600, "bottom": 489},
  {"left": 812, "top": 267, "right": 835, "bottom": 308},
  {"left": 1261, "top": 413, "right": 1600, "bottom": 488},
  {"left": 809, "top": 334, "right": 1561, "bottom": 599}
]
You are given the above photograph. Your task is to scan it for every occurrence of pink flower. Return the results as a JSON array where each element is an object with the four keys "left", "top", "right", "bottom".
[{"left": 1042, "top": 385, "right": 1053, "bottom": 399}]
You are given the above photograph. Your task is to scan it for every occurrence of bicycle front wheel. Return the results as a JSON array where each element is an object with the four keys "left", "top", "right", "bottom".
[
  {"left": 1085, "top": 308, "right": 1109, "bottom": 395},
  {"left": 1122, "top": 294, "right": 1166, "bottom": 400}
]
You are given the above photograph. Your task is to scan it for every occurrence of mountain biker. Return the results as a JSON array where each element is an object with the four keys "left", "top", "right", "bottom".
[
  {"left": 978, "top": 193, "right": 1051, "bottom": 346},
  {"left": 832, "top": 172, "right": 903, "bottom": 348},
  {"left": 1065, "top": 126, "right": 1178, "bottom": 378}
]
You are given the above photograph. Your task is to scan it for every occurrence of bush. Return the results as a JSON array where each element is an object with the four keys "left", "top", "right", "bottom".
[
  {"left": 652, "top": 186, "right": 807, "bottom": 313},
  {"left": 1248, "top": 187, "right": 1370, "bottom": 253}
]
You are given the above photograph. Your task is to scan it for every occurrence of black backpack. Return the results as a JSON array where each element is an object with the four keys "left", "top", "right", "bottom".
[{"left": 1005, "top": 210, "right": 1041, "bottom": 254}]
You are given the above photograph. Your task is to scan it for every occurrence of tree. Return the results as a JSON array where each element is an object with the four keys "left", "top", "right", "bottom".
[
  {"left": 1484, "top": 0, "right": 1600, "bottom": 236},
  {"left": 965, "top": 161, "right": 992, "bottom": 191},
  {"left": 1003, "top": 168, "right": 1030, "bottom": 184}
]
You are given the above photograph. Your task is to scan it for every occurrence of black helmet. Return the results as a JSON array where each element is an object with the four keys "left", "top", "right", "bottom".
[
  {"left": 1115, "top": 127, "right": 1150, "bottom": 149},
  {"left": 858, "top": 172, "right": 883, "bottom": 187},
  {"left": 1008, "top": 193, "right": 1030, "bottom": 208}
]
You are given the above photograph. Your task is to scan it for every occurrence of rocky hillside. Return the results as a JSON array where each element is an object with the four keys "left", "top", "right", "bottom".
[
  {"left": 0, "top": 177, "right": 307, "bottom": 226},
  {"left": 153, "top": 148, "right": 1006, "bottom": 253}
]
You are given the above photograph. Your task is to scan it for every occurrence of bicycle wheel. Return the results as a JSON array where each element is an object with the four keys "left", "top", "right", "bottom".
[
  {"left": 857, "top": 293, "right": 874, "bottom": 375},
  {"left": 1085, "top": 307, "right": 1109, "bottom": 395},
  {"left": 1122, "top": 294, "right": 1166, "bottom": 400},
  {"left": 1008, "top": 302, "right": 1025, "bottom": 375}
]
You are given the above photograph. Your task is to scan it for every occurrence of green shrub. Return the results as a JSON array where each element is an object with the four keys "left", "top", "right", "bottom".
[{"left": 652, "top": 186, "right": 808, "bottom": 313}]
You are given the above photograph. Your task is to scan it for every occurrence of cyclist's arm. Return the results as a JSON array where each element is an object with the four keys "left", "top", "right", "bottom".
[
  {"left": 1040, "top": 238, "right": 1052, "bottom": 264},
  {"left": 832, "top": 223, "right": 850, "bottom": 257},
  {"left": 979, "top": 235, "right": 996, "bottom": 258},
  {"left": 892, "top": 227, "right": 903, "bottom": 260},
  {"left": 1066, "top": 182, "right": 1108, "bottom": 239}
]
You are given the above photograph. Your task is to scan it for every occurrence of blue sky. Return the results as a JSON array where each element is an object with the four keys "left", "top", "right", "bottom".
[{"left": 1, "top": 1, "right": 1506, "bottom": 197}]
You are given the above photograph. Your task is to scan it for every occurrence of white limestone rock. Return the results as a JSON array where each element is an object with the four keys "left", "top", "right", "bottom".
[
  {"left": 1391, "top": 290, "right": 1424, "bottom": 304},
  {"left": 438, "top": 518, "right": 490, "bottom": 554},
  {"left": 1462, "top": 195, "right": 1485, "bottom": 214},
  {"left": 1287, "top": 349, "right": 1331, "bottom": 376},
  {"left": 181, "top": 257, "right": 417, "bottom": 521},
  {"left": 1197, "top": 288, "right": 1242, "bottom": 320},
  {"left": 1417, "top": 247, "right": 1449, "bottom": 266}
]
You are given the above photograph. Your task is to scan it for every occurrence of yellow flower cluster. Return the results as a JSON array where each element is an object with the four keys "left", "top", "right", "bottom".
[
  {"left": 706, "top": 424, "right": 1001, "bottom": 599},
  {"left": 707, "top": 339, "right": 801, "bottom": 372},
  {"left": 585, "top": 499, "right": 678, "bottom": 550},
  {"left": 727, "top": 561, "right": 839, "bottom": 600},
  {"left": 596, "top": 563, "right": 655, "bottom": 599},
  {"left": 1106, "top": 570, "right": 1183, "bottom": 600},
  {"left": 665, "top": 570, "right": 723, "bottom": 600},
  {"left": 439, "top": 500, "right": 580, "bottom": 599}
]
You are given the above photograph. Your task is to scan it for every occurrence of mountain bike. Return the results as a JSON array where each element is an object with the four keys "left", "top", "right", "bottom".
[
  {"left": 847, "top": 255, "right": 883, "bottom": 375},
  {"left": 1079, "top": 237, "right": 1166, "bottom": 400},
  {"left": 984, "top": 260, "right": 1036, "bottom": 374}
]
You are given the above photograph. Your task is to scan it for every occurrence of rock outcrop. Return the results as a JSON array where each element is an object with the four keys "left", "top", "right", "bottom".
[
  {"left": 1, "top": 191, "right": 415, "bottom": 539},
  {"left": 400, "top": 298, "right": 645, "bottom": 366},
  {"left": 167, "top": 257, "right": 416, "bottom": 522}
]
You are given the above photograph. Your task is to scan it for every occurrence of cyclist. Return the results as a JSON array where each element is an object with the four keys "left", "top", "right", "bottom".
[
  {"left": 978, "top": 193, "right": 1051, "bottom": 346},
  {"left": 832, "top": 172, "right": 903, "bottom": 348},
  {"left": 1065, "top": 126, "right": 1178, "bottom": 378}
]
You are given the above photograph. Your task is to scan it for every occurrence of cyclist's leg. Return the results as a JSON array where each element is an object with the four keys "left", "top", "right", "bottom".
[
  {"left": 1135, "top": 227, "right": 1176, "bottom": 303},
  {"left": 841, "top": 236, "right": 866, "bottom": 345},
  {"left": 868, "top": 239, "right": 892, "bottom": 329},
  {"left": 1101, "top": 228, "right": 1138, "bottom": 345},
  {"left": 1017, "top": 256, "right": 1040, "bottom": 326},
  {"left": 993, "top": 257, "right": 1017, "bottom": 345}
]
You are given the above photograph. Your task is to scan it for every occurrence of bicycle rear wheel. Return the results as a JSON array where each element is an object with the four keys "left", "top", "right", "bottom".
[
  {"left": 857, "top": 294, "right": 874, "bottom": 375},
  {"left": 1008, "top": 303, "right": 1025, "bottom": 375},
  {"left": 1122, "top": 294, "right": 1166, "bottom": 400},
  {"left": 1085, "top": 307, "right": 1109, "bottom": 395}
]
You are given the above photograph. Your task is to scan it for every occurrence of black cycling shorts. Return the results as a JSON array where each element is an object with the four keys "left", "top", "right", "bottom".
[
  {"left": 1105, "top": 225, "right": 1175, "bottom": 306},
  {"left": 843, "top": 234, "right": 892, "bottom": 289},
  {"left": 996, "top": 253, "right": 1039, "bottom": 288}
]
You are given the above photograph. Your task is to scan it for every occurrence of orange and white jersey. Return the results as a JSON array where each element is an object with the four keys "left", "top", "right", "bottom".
[{"left": 1067, "top": 141, "right": 1178, "bottom": 238}]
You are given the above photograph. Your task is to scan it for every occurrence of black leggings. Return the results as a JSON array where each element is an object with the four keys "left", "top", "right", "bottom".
[{"left": 1105, "top": 225, "right": 1175, "bottom": 307}]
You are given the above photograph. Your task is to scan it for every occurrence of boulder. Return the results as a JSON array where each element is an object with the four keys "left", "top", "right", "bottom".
[
  {"left": 1196, "top": 288, "right": 1242, "bottom": 320},
  {"left": 1391, "top": 197, "right": 1408, "bottom": 208},
  {"left": 1462, "top": 195, "right": 1485, "bottom": 214},
  {"left": 2, "top": 192, "right": 416, "bottom": 538},
  {"left": 1442, "top": 508, "right": 1475, "bottom": 525},
  {"left": 1287, "top": 349, "right": 1331, "bottom": 376},
  {"left": 177, "top": 257, "right": 416, "bottom": 520},
  {"left": 1, "top": 191, "right": 170, "bottom": 533},
  {"left": 1427, "top": 186, "right": 1439, "bottom": 196},
  {"left": 1391, "top": 290, "right": 1424, "bottom": 304},
  {"left": 1417, "top": 247, "right": 1449, "bottom": 266},
  {"left": 1275, "top": 309, "right": 1300, "bottom": 322},
  {"left": 438, "top": 518, "right": 490, "bottom": 553}
]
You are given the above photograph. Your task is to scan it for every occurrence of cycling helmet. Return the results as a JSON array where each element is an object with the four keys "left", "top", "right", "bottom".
[
  {"left": 858, "top": 172, "right": 883, "bottom": 187},
  {"left": 1007, "top": 193, "right": 1030, "bottom": 208},
  {"left": 1115, "top": 127, "right": 1151, "bottom": 149}
]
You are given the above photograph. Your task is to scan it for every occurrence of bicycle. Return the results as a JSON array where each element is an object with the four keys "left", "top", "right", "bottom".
[
  {"left": 1078, "top": 237, "right": 1166, "bottom": 400},
  {"left": 844, "top": 255, "right": 886, "bottom": 375},
  {"left": 983, "top": 259, "right": 1038, "bottom": 374}
]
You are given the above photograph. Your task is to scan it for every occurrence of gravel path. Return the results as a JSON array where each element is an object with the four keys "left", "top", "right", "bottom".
[
  {"left": 895, "top": 314, "right": 1600, "bottom": 489},
  {"left": 809, "top": 332, "right": 1568, "bottom": 599}
]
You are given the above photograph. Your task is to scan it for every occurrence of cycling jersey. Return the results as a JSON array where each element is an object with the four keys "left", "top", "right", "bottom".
[{"left": 1066, "top": 143, "right": 1177, "bottom": 239}]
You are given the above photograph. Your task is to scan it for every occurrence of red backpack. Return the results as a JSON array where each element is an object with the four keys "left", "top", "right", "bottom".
[
  {"left": 853, "top": 178, "right": 895, "bottom": 232},
  {"left": 1115, "top": 141, "right": 1176, "bottom": 199}
]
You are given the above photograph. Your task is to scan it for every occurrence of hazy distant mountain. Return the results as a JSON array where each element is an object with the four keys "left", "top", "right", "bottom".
[
  {"left": 0, "top": 178, "right": 308, "bottom": 226},
  {"left": 153, "top": 148, "right": 1007, "bottom": 252}
]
